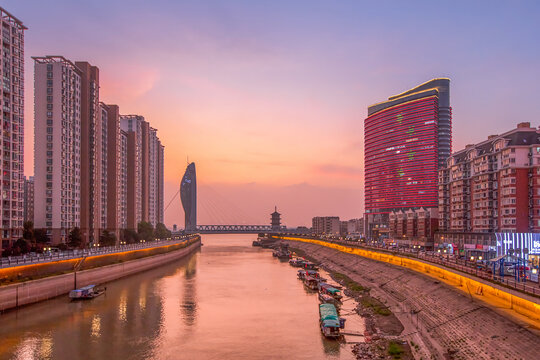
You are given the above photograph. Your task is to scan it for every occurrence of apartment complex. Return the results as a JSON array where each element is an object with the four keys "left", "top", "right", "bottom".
[
  {"left": 312, "top": 216, "right": 340, "bottom": 235},
  {"left": 437, "top": 122, "right": 540, "bottom": 257},
  {"left": 0, "top": 8, "right": 26, "bottom": 254},
  {"left": 34, "top": 57, "right": 164, "bottom": 245},
  {"left": 364, "top": 78, "right": 451, "bottom": 244},
  {"left": 23, "top": 176, "right": 34, "bottom": 223}
]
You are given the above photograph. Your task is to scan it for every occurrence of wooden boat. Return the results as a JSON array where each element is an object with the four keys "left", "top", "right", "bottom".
[
  {"left": 302, "top": 262, "right": 318, "bottom": 270},
  {"left": 318, "top": 292, "right": 340, "bottom": 307},
  {"left": 69, "top": 285, "right": 106, "bottom": 300},
  {"left": 289, "top": 258, "right": 306, "bottom": 267},
  {"left": 319, "top": 304, "right": 341, "bottom": 338},
  {"left": 304, "top": 276, "right": 320, "bottom": 290},
  {"left": 297, "top": 269, "right": 320, "bottom": 280},
  {"left": 319, "top": 283, "right": 343, "bottom": 301}
]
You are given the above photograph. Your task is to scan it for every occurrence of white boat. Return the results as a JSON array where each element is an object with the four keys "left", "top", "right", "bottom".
[{"left": 69, "top": 285, "right": 106, "bottom": 300}]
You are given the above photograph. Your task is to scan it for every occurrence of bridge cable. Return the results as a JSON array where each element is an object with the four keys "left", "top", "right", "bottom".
[{"left": 164, "top": 189, "right": 180, "bottom": 213}]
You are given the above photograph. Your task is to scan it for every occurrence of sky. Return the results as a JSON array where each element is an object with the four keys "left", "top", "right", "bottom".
[{"left": 6, "top": 0, "right": 540, "bottom": 227}]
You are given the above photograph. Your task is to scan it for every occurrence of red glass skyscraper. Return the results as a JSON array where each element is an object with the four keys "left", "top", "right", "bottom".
[{"left": 364, "top": 78, "right": 451, "bottom": 240}]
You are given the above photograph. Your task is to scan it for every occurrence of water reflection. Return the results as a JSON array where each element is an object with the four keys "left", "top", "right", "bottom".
[
  {"left": 181, "top": 255, "right": 197, "bottom": 327},
  {"left": 0, "top": 235, "right": 356, "bottom": 359}
]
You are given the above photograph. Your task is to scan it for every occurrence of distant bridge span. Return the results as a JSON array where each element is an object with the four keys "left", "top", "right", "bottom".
[{"left": 195, "top": 225, "right": 272, "bottom": 234}]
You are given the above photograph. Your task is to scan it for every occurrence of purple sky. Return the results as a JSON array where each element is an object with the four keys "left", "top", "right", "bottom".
[{"left": 6, "top": 0, "right": 540, "bottom": 227}]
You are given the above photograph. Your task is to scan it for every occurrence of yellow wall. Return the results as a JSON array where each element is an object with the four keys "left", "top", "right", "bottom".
[
  {"left": 280, "top": 236, "right": 540, "bottom": 326},
  {"left": 0, "top": 239, "right": 197, "bottom": 285}
]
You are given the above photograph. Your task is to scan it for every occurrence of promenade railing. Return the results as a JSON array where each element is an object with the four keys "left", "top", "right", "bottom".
[
  {"left": 277, "top": 234, "right": 540, "bottom": 298},
  {"left": 0, "top": 235, "right": 197, "bottom": 269}
]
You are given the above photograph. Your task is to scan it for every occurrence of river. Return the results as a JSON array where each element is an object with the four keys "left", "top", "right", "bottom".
[{"left": 0, "top": 234, "right": 359, "bottom": 360}]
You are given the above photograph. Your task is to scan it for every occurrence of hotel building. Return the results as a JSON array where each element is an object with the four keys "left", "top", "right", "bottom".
[
  {"left": 437, "top": 122, "right": 540, "bottom": 258},
  {"left": 364, "top": 78, "right": 451, "bottom": 246},
  {"left": 0, "top": 8, "right": 26, "bottom": 254}
]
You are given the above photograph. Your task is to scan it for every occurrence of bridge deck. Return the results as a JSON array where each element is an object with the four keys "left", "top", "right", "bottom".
[{"left": 196, "top": 225, "right": 272, "bottom": 233}]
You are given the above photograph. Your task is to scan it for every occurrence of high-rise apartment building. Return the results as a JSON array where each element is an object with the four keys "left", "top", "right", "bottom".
[
  {"left": 119, "top": 130, "right": 128, "bottom": 230},
  {"left": 121, "top": 115, "right": 144, "bottom": 229},
  {"left": 23, "top": 176, "right": 34, "bottom": 223},
  {"left": 148, "top": 127, "right": 164, "bottom": 226},
  {"left": 76, "top": 61, "right": 102, "bottom": 246},
  {"left": 312, "top": 216, "right": 340, "bottom": 235},
  {"left": 120, "top": 115, "right": 163, "bottom": 230},
  {"left": 157, "top": 142, "right": 164, "bottom": 224},
  {"left": 102, "top": 103, "right": 122, "bottom": 240},
  {"left": 364, "top": 78, "right": 451, "bottom": 243},
  {"left": 34, "top": 56, "right": 82, "bottom": 244},
  {"left": 0, "top": 8, "right": 26, "bottom": 254},
  {"left": 437, "top": 122, "right": 540, "bottom": 257}
]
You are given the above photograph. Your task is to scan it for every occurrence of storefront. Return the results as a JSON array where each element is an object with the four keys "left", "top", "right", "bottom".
[{"left": 495, "top": 233, "right": 540, "bottom": 283}]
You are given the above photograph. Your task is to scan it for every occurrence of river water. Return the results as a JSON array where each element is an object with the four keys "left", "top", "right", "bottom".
[{"left": 0, "top": 234, "right": 359, "bottom": 360}]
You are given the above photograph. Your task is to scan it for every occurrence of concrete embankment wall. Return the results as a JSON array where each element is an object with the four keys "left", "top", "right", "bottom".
[
  {"left": 0, "top": 240, "right": 201, "bottom": 312},
  {"left": 279, "top": 236, "right": 540, "bottom": 327},
  {"left": 0, "top": 240, "right": 198, "bottom": 285}
]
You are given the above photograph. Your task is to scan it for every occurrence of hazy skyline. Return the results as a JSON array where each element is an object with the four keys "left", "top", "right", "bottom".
[{"left": 8, "top": 0, "right": 540, "bottom": 227}]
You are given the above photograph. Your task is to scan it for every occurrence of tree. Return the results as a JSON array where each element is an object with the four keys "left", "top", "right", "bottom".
[
  {"left": 34, "top": 228, "right": 50, "bottom": 245},
  {"left": 137, "top": 221, "right": 154, "bottom": 241},
  {"left": 68, "top": 227, "right": 83, "bottom": 248},
  {"left": 100, "top": 230, "right": 117, "bottom": 247},
  {"left": 154, "top": 223, "right": 172, "bottom": 239},
  {"left": 14, "top": 238, "right": 30, "bottom": 254},
  {"left": 123, "top": 229, "right": 140, "bottom": 244},
  {"left": 23, "top": 221, "right": 34, "bottom": 242}
]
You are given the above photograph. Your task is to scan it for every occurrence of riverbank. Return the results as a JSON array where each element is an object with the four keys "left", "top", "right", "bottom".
[
  {"left": 285, "top": 239, "right": 540, "bottom": 360},
  {"left": 0, "top": 236, "right": 200, "bottom": 286},
  {"left": 0, "top": 237, "right": 201, "bottom": 312}
]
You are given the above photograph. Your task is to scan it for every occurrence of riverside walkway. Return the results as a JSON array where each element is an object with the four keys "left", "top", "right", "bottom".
[
  {"left": 0, "top": 236, "right": 192, "bottom": 269},
  {"left": 280, "top": 235, "right": 540, "bottom": 298}
]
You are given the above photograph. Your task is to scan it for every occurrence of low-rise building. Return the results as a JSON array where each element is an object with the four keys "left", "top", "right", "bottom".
[{"left": 312, "top": 216, "right": 340, "bottom": 235}]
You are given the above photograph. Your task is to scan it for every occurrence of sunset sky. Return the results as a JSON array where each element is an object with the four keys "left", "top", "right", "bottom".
[{"left": 7, "top": 0, "right": 540, "bottom": 227}]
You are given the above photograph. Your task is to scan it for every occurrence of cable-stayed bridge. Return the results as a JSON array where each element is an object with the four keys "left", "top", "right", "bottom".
[
  {"left": 166, "top": 174, "right": 277, "bottom": 234},
  {"left": 196, "top": 224, "right": 272, "bottom": 234}
]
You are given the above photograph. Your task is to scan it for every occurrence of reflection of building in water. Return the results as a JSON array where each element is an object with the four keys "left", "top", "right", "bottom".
[{"left": 181, "top": 255, "right": 198, "bottom": 326}]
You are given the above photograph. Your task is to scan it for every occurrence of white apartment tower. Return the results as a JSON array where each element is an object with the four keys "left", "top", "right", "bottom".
[
  {"left": 0, "top": 8, "right": 26, "bottom": 254},
  {"left": 33, "top": 56, "right": 81, "bottom": 244}
]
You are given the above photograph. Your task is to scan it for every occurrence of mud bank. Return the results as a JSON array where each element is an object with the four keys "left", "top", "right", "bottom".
[{"left": 285, "top": 240, "right": 540, "bottom": 360}]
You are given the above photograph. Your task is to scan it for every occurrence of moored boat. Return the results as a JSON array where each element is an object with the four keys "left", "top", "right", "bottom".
[
  {"left": 319, "top": 283, "right": 343, "bottom": 301},
  {"left": 304, "top": 276, "right": 320, "bottom": 290},
  {"left": 69, "top": 285, "right": 106, "bottom": 300},
  {"left": 289, "top": 258, "right": 306, "bottom": 267},
  {"left": 302, "top": 262, "right": 318, "bottom": 271},
  {"left": 297, "top": 269, "right": 320, "bottom": 280},
  {"left": 319, "top": 304, "right": 341, "bottom": 338},
  {"left": 318, "top": 292, "right": 340, "bottom": 307}
]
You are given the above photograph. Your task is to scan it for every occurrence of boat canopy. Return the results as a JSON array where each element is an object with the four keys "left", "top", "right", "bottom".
[
  {"left": 326, "top": 288, "right": 341, "bottom": 295},
  {"left": 319, "top": 304, "right": 339, "bottom": 321},
  {"left": 322, "top": 319, "right": 341, "bottom": 328}
]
